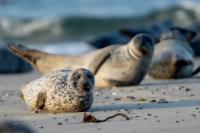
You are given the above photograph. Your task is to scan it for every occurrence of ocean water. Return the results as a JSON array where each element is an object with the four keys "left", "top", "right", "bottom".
[
  {"left": 0, "top": 0, "right": 200, "bottom": 54},
  {"left": 0, "top": 0, "right": 199, "bottom": 18}
]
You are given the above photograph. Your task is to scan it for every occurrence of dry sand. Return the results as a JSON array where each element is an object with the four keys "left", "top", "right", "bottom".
[{"left": 1, "top": 59, "right": 200, "bottom": 133}]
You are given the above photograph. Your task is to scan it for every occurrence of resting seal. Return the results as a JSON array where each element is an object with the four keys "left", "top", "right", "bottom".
[
  {"left": 148, "top": 27, "right": 200, "bottom": 79},
  {"left": 8, "top": 33, "right": 154, "bottom": 88},
  {"left": 21, "top": 68, "right": 94, "bottom": 113}
]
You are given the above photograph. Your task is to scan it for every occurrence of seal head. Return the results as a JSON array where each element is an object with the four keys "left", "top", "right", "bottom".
[
  {"left": 69, "top": 68, "right": 95, "bottom": 92},
  {"left": 128, "top": 33, "right": 154, "bottom": 59}
]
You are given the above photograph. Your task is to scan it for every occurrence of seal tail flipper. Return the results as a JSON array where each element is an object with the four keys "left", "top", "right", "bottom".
[
  {"left": 7, "top": 43, "right": 46, "bottom": 68},
  {"left": 192, "top": 66, "right": 200, "bottom": 76}
]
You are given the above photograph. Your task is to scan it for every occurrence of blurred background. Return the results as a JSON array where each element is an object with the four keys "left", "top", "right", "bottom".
[{"left": 0, "top": 0, "right": 200, "bottom": 54}]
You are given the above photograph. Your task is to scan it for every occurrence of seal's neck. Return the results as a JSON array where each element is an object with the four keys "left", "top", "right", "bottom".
[{"left": 127, "top": 44, "right": 143, "bottom": 60}]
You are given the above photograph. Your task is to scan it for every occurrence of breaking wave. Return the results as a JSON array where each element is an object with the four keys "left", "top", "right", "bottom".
[{"left": 0, "top": 6, "right": 200, "bottom": 44}]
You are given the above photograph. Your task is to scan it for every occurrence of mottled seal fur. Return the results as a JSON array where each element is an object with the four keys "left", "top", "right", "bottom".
[
  {"left": 148, "top": 27, "right": 200, "bottom": 79},
  {"left": 21, "top": 68, "right": 94, "bottom": 113},
  {"left": 7, "top": 33, "right": 154, "bottom": 88}
]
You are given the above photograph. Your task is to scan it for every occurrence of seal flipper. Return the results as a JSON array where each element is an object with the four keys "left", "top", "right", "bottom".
[
  {"left": 7, "top": 43, "right": 46, "bottom": 67},
  {"left": 192, "top": 66, "right": 200, "bottom": 76},
  {"left": 35, "top": 92, "right": 46, "bottom": 111},
  {"left": 7, "top": 43, "right": 89, "bottom": 74},
  {"left": 88, "top": 46, "right": 117, "bottom": 75}
]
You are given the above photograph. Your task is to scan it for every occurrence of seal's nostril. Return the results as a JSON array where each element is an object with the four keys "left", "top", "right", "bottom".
[
  {"left": 87, "top": 74, "right": 93, "bottom": 79},
  {"left": 74, "top": 74, "right": 81, "bottom": 80},
  {"left": 82, "top": 82, "right": 90, "bottom": 91}
]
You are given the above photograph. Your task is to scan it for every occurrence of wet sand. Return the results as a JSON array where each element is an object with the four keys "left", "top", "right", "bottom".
[{"left": 1, "top": 59, "right": 200, "bottom": 133}]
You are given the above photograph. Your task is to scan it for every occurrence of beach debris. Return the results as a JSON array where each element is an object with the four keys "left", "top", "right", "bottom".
[
  {"left": 138, "top": 97, "right": 147, "bottom": 102},
  {"left": 179, "top": 86, "right": 192, "bottom": 92},
  {"left": 176, "top": 111, "right": 180, "bottom": 113},
  {"left": 156, "top": 120, "right": 160, "bottom": 123},
  {"left": 185, "top": 88, "right": 191, "bottom": 91},
  {"left": 177, "top": 86, "right": 184, "bottom": 90},
  {"left": 82, "top": 113, "right": 130, "bottom": 123},
  {"left": 40, "top": 126, "right": 44, "bottom": 129},
  {"left": 114, "top": 97, "right": 121, "bottom": 101},
  {"left": 191, "top": 114, "right": 197, "bottom": 117},
  {"left": 147, "top": 113, "right": 152, "bottom": 116},
  {"left": 190, "top": 94, "right": 195, "bottom": 96},
  {"left": 135, "top": 115, "right": 141, "bottom": 118},
  {"left": 57, "top": 122, "right": 63, "bottom": 125},
  {"left": 150, "top": 99, "right": 157, "bottom": 103},
  {"left": 177, "top": 86, "right": 192, "bottom": 92},
  {"left": 126, "top": 96, "right": 136, "bottom": 100},
  {"left": 105, "top": 96, "right": 110, "bottom": 99},
  {"left": 111, "top": 92, "right": 117, "bottom": 96},
  {"left": 157, "top": 98, "right": 168, "bottom": 103}
]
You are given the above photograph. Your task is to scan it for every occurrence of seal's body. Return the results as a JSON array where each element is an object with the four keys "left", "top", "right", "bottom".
[
  {"left": 94, "top": 40, "right": 154, "bottom": 88},
  {"left": 8, "top": 34, "right": 155, "bottom": 88},
  {"left": 21, "top": 68, "right": 94, "bottom": 113},
  {"left": 148, "top": 27, "right": 198, "bottom": 79}
]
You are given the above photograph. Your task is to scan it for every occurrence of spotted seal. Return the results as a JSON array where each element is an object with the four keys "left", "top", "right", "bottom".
[{"left": 21, "top": 68, "right": 94, "bottom": 113}]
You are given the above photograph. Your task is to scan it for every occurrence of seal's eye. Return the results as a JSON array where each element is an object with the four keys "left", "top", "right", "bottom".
[{"left": 74, "top": 74, "right": 81, "bottom": 80}]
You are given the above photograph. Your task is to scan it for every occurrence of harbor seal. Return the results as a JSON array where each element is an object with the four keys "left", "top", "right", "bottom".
[
  {"left": 148, "top": 27, "right": 200, "bottom": 79},
  {"left": 7, "top": 33, "right": 155, "bottom": 88},
  {"left": 21, "top": 68, "right": 94, "bottom": 113}
]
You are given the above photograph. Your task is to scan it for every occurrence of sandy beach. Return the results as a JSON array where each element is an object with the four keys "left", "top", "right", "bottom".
[
  {"left": 1, "top": 1, "right": 200, "bottom": 133},
  {"left": 0, "top": 58, "right": 200, "bottom": 133}
]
